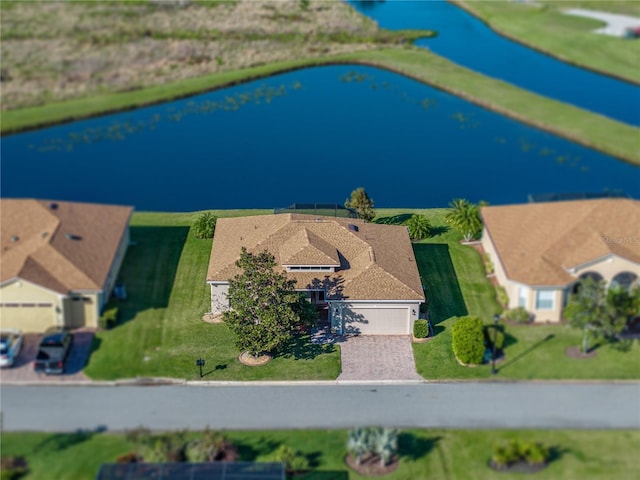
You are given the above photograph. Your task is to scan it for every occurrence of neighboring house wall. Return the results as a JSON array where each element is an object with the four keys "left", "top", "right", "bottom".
[
  {"left": 528, "top": 288, "right": 563, "bottom": 323},
  {"left": 210, "top": 283, "right": 230, "bottom": 314},
  {"left": 0, "top": 279, "right": 63, "bottom": 332},
  {"left": 102, "top": 227, "right": 130, "bottom": 308}
]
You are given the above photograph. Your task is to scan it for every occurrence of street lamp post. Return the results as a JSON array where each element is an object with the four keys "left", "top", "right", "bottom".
[
  {"left": 491, "top": 314, "right": 500, "bottom": 375},
  {"left": 196, "top": 358, "right": 205, "bottom": 378}
]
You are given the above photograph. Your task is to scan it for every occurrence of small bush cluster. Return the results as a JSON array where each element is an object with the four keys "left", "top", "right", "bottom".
[
  {"left": 347, "top": 427, "right": 399, "bottom": 468},
  {"left": 452, "top": 316, "right": 485, "bottom": 365},
  {"left": 268, "top": 445, "right": 309, "bottom": 473},
  {"left": 484, "top": 253, "right": 494, "bottom": 274},
  {"left": 99, "top": 305, "right": 120, "bottom": 330},
  {"left": 504, "top": 307, "right": 531, "bottom": 324},
  {"left": 0, "top": 456, "right": 29, "bottom": 480},
  {"left": 492, "top": 439, "right": 550, "bottom": 470},
  {"left": 413, "top": 319, "right": 430, "bottom": 339},
  {"left": 496, "top": 286, "right": 509, "bottom": 307},
  {"left": 123, "top": 427, "right": 236, "bottom": 464}
]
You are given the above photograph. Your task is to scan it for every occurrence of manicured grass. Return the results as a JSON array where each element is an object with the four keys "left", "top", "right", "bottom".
[
  {"left": 453, "top": 0, "right": 640, "bottom": 84},
  {"left": 3, "top": 429, "right": 638, "bottom": 480},
  {"left": 3, "top": 47, "right": 639, "bottom": 166},
  {"left": 374, "top": 209, "right": 640, "bottom": 380},
  {"left": 84, "top": 210, "right": 341, "bottom": 381}
]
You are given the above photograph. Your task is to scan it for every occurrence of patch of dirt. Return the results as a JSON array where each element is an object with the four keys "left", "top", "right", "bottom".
[
  {"left": 202, "top": 312, "right": 224, "bottom": 324},
  {"left": 238, "top": 351, "right": 272, "bottom": 366},
  {"left": 565, "top": 346, "right": 598, "bottom": 359},
  {"left": 345, "top": 454, "right": 399, "bottom": 477}
]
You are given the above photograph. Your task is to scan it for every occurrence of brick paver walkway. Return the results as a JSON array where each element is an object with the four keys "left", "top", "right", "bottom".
[{"left": 336, "top": 335, "right": 423, "bottom": 381}]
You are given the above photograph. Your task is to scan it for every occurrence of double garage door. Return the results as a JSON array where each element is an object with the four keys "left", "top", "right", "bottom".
[
  {"left": 342, "top": 305, "right": 410, "bottom": 335},
  {"left": 0, "top": 304, "right": 56, "bottom": 333}
]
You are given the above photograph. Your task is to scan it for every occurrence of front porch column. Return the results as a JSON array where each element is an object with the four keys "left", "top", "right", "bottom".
[{"left": 330, "top": 304, "right": 343, "bottom": 335}]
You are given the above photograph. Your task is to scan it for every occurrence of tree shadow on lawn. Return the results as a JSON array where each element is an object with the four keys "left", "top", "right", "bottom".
[
  {"left": 277, "top": 334, "right": 337, "bottom": 361},
  {"left": 398, "top": 433, "right": 441, "bottom": 461},
  {"left": 375, "top": 214, "right": 412, "bottom": 225},
  {"left": 498, "top": 334, "right": 555, "bottom": 373},
  {"left": 111, "top": 226, "right": 189, "bottom": 326},
  {"left": 413, "top": 244, "right": 467, "bottom": 329},
  {"left": 35, "top": 426, "right": 107, "bottom": 452}
]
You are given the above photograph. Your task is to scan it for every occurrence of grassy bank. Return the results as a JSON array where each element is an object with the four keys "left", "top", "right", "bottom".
[
  {"left": 84, "top": 209, "right": 341, "bottom": 381},
  {"left": 373, "top": 209, "right": 640, "bottom": 380},
  {"left": 3, "top": 47, "right": 638, "bottom": 166},
  {"left": 452, "top": 0, "right": 640, "bottom": 85},
  {"left": 2, "top": 429, "right": 638, "bottom": 480}
]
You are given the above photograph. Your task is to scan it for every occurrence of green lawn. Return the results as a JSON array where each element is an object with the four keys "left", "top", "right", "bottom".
[
  {"left": 2, "top": 429, "right": 638, "bottom": 480},
  {"left": 84, "top": 210, "right": 341, "bottom": 381},
  {"left": 453, "top": 0, "right": 640, "bottom": 85},
  {"left": 374, "top": 209, "right": 640, "bottom": 380}
]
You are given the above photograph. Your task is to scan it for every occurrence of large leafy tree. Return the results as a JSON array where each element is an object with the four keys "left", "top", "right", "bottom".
[
  {"left": 406, "top": 214, "right": 432, "bottom": 240},
  {"left": 345, "top": 187, "right": 375, "bottom": 222},
  {"left": 444, "top": 198, "right": 482, "bottom": 241},
  {"left": 224, "top": 248, "right": 305, "bottom": 357},
  {"left": 564, "top": 277, "right": 629, "bottom": 354}
]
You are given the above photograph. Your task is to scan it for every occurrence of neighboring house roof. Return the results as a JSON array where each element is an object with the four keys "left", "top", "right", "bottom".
[
  {"left": 481, "top": 199, "right": 640, "bottom": 286},
  {"left": 207, "top": 214, "right": 425, "bottom": 301},
  {"left": 1, "top": 199, "right": 133, "bottom": 294}
]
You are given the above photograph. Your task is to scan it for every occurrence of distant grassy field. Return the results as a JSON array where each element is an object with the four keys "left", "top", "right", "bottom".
[
  {"left": 374, "top": 209, "right": 640, "bottom": 381},
  {"left": 84, "top": 209, "right": 341, "bottom": 381},
  {"left": 453, "top": 0, "right": 640, "bottom": 84},
  {"left": 3, "top": 429, "right": 638, "bottom": 480}
]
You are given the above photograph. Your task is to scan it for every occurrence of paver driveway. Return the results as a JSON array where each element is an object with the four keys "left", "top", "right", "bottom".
[
  {"left": 0, "top": 329, "right": 93, "bottom": 384},
  {"left": 337, "top": 335, "right": 423, "bottom": 381}
]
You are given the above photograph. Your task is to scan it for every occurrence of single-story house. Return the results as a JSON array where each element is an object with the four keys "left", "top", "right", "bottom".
[
  {"left": 0, "top": 199, "right": 133, "bottom": 332},
  {"left": 207, "top": 214, "right": 425, "bottom": 335},
  {"left": 481, "top": 198, "right": 640, "bottom": 322}
]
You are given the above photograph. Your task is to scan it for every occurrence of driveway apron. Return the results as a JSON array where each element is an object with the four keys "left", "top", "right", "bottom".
[{"left": 337, "top": 335, "right": 422, "bottom": 381}]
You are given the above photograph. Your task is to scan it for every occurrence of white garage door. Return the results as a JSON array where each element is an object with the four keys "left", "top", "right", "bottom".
[
  {"left": 343, "top": 307, "right": 409, "bottom": 335},
  {"left": 0, "top": 304, "right": 56, "bottom": 333}
]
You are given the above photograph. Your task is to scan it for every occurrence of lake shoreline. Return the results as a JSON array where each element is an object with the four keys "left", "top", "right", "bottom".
[{"left": 3, "top": 48, "right": 638, "bottom": 167}]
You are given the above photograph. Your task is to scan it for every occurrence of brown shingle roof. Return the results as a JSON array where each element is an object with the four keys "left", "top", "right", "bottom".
[
  {"left": 207, "top": 214, "right": 425, "bottom": 301},
  {"left": 481, "top": 199, "right": 640, "bottom": 286},
  {"left": 1, "top": 199, "right": 133, "bottom": 294}
]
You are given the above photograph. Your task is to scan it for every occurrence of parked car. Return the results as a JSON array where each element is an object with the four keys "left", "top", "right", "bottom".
[
  {"left": 33, "top": 327, "right": 73, "bottom": 375},
  {"left": 0, "top": 329, "right": 24, "bottom": 368}
]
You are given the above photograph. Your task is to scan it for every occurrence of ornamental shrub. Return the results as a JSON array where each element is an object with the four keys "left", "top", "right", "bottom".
[
  {"left": 496, "top": 286, "right": 509, "bottom": 307},
  {"left": 504, "top": 307, "right": 531, "bottom": 324},
  {"left": 413, "top": 319, "right": 430, "bottom": 339},
  {"left": 269, "top": 445, "right": 309, "bottom": 473},
  {"left": 99, "top": 305, "right": 119, "bottom": 330},
  {"left": 492, "top": 439, "right": 550, "bottom": 469},
  {"left": 0, "top": 456, "right": 29, "bottom": 480},
  {"left": 451, "top": 316, "right": 485, "bottom": 365}
]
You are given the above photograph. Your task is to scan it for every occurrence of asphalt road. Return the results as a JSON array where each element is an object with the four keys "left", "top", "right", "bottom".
[{"left": 2, "top": 382, "right": 639, "bottom": 432}]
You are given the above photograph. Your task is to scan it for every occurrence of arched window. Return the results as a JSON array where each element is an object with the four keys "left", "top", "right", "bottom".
[
  {"left": 572, "top": 271, "right": 604, "bottom": 294},
  {"left": 610, "top": 271, "right": 639, "bottom": 291}
]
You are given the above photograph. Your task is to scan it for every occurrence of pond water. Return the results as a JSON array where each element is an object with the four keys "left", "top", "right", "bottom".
[
  {"left": 2, "top": 66, "right": 638, "bottom": 211},
  {"left": 350, "top": 0, "right": 640, "bottom": 126}
]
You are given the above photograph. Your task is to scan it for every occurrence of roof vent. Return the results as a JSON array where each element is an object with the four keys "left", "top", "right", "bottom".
[
  {"left": 49, "top": 202, "right": 58, "bottom": 210},
  {"left": 348, "top": 224, "right": 359, "bottom": 232},
  {"left": 65, "top": 232, "right": 82, "bottom": 241},
  {"left": 41, "top": 231, "right": 49, "bottom": 239},
  {"left": 10, "top": 235, "right": 19, "bottom": 242}
]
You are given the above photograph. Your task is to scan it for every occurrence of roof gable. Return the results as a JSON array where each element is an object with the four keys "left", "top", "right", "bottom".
[{"left": 279, "top": 228, "right": 340, "bottom": 266}]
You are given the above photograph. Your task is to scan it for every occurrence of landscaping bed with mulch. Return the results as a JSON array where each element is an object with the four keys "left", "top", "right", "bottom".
[
  {"left": 345, "top": 454, "right": 399, "bottom": 477},
  {"left": 565, "top": 346, "right": 598, "bottom": 359},
  {"left": 238, "top": 351, "right": 272, "bottom": 366}
]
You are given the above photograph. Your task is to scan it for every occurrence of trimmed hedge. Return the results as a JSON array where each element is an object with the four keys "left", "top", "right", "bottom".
[
  {"left": 451, "top": 316, "right": 485, "bottom": 365},
  {"left": 413, "top": 319, "right": 430, "bottom": 339},
  {"left": 492, "top": 439, "right": 550, "bottom": 470}
]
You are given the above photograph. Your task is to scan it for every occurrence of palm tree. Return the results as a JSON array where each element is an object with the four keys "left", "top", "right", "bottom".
[
  {"left": 407, "top": 214, "right": 432, "bottom": 240},
  {"left": 347, "top": 428, "right": 370, "bottom": 466},
  {"left": 444, "top": 198, "right": 482, "bottom": 241}
]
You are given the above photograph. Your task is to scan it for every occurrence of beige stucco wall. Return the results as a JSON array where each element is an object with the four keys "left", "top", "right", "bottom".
[
  {"left": 481, "top": 228, "right": 519, "bottom": 308},
  {"left": 210, "top": 283, "right": 230, "bottom": 314},
  {"left": 573, "top": 255, "right": 639, "bottom": 286},
  {"left": 0, "top": 279, "right": 62, "bottom": 332},
  {"left": 65, "top": 292, "right": 100, "bottom": 328}
]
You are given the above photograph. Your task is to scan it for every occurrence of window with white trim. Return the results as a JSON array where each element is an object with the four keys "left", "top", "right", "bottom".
[
  {"left": 518, "top": 287, "right": 528, "bottom": 308},
  {"left": 535, "top": 290, "right": 555, "bottom": 310}
]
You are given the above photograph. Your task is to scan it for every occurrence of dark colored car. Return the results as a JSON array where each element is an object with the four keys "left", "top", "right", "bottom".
[{"left": 33, "top": 327, "right": 73, "bottom": 375}]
